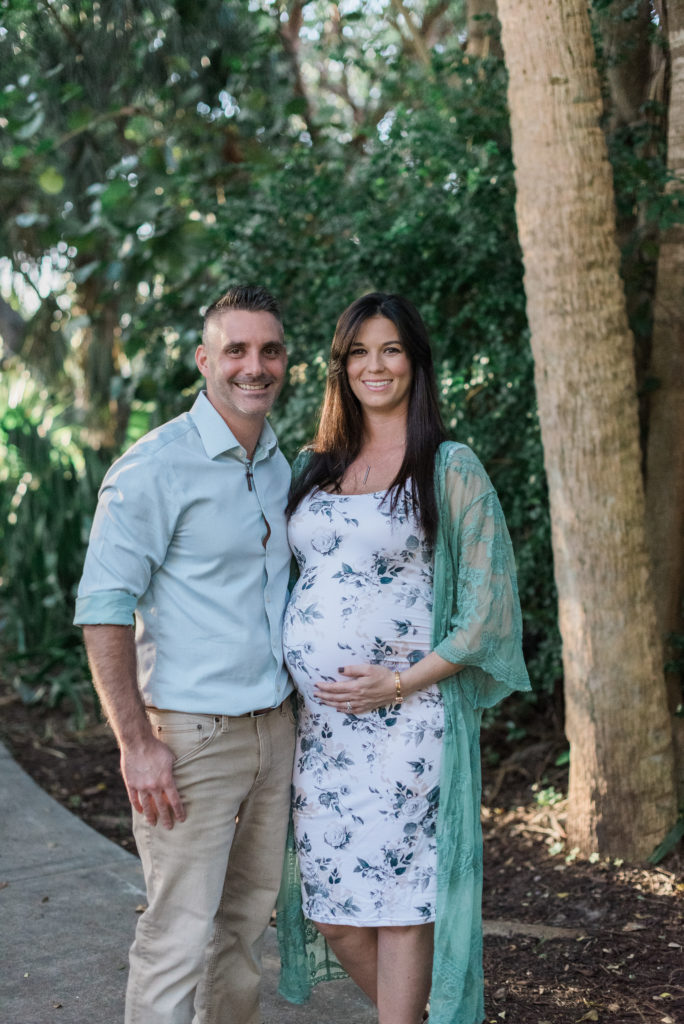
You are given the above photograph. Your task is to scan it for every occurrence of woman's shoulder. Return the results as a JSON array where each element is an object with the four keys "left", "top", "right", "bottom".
[
  {"left": 291, "top": 447, "right": 315, "bottom": 477},
  {"left": 435, "top": 440, "right": 495, "bottom": 498},
  {"left": 436, "top": 440, "right": 487, "bottom": 473}
]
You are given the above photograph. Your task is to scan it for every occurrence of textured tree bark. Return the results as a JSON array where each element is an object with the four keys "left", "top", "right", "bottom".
[
  {"left": 594, "top": 0, "right": 654, "bottom": 129},
  {"left": 465, "top": 0, "right": 502, "bottom": 59},
  {"left": 592, "top": 2, "right": 665, "bottom": 395},
  {"left": 646, "top": 0, "right": 684, "bottom": 798},
  {"left": 79, "top": 277, "right": 125, "bottom": 451},
  {"left": 497, "top": 0, "right": 676, "bottom": 859}
]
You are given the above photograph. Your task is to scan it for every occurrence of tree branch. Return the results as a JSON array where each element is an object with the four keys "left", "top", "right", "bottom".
[
  {"left": 276, "top": 1, "right": 320, "bottom": 140},
  {"left": 53, "top": 106, "right": 146, "bottom": 150},
  {"left": 37, "top": 0, "right": 84, "bottom": 58},
  {"left": 389, "top": 0, "right": 433, "bottom": 67}
]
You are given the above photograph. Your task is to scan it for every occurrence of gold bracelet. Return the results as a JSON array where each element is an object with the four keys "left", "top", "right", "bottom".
[{"left": 394, "top": 670, "right": 403, "bottom": 705}]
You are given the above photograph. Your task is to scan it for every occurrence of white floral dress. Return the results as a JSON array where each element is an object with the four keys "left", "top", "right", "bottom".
[{"left": 283, "top": 488, "right": 444, "bottom": 926}]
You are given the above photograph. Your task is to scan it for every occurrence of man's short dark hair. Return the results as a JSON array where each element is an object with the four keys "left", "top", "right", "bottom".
[{"left": 203, "top": 285, "right": 282, "bottom": 340}]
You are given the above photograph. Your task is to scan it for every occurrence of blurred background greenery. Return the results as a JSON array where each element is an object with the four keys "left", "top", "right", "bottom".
[{"left": 0, "top": 1, "right": 671, "bottom": 724}]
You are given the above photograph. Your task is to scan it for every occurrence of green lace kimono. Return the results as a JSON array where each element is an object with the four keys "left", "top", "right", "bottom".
[{"left": 276, "top": 441, "right": 531, "bottom": 1024}]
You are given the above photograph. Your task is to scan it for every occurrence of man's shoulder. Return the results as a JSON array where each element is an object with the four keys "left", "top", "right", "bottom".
[{"left": 106, "top": 412, "right": 198, "bottom": 478}]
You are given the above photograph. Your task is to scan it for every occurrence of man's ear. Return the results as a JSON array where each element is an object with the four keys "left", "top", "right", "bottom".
[{"left": 195, "top": 344, "right": 207, "bottom": 377}]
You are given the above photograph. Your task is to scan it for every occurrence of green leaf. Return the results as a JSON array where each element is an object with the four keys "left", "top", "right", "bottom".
[
  {"left": 15, "top": 109, "right": 45, "bottom": 140},
  {"left": 100, "top": 179, "right": 131, "bottom": 211},
  {"left": 15, "top": 212, "right": 45, "bottom": 227},
  {"left": 38, "top": 167, "right": 65, "bottom": 195},
  {"left": 73, "top": 260, "right": 101, "bottom": 284},
  {"left": 647, "top": 818, "right": 684, "bottom": 865},
  {"left": 285, "top": 97, "right": 309, "bottom": 117},
  {"left": 67, "top": 107, "right": 96, "bottom": 131},
  {"left": 3, "top": 144, "right": 30, "bottom": 168}
]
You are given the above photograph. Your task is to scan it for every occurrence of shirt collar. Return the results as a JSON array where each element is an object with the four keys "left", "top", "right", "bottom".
[{"left": 189, "top": 391, "right": 279, "bottom": 461}]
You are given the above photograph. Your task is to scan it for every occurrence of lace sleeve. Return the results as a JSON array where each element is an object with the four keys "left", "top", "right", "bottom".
[{"left": 433, "top": 447, "right": 531, "bottom": 708}]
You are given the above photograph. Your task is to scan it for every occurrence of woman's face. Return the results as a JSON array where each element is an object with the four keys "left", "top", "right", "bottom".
[{"left": 345, "top": 315, "right": 413, "bottom": 418}]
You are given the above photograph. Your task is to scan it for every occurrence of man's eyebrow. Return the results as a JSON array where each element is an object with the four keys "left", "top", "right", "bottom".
[{"left": 221, "top": 338, "right": 285, "bottom": 347}]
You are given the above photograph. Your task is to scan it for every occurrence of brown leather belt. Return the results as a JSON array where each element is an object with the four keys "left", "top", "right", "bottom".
[
  {"left": 237, "top": 706, "right": 274, "bottom": 718},
  {"left": 146, "top": 705, "right": 276, "bottom": 718}
]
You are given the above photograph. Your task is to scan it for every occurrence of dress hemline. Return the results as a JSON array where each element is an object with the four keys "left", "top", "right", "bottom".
[{"left": 303, "top": 912, "right": 437, "bottom": 928}]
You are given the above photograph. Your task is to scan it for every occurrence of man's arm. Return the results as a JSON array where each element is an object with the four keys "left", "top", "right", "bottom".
[{"left": 83, "top": 624, "right": 185, "bottom": 829}]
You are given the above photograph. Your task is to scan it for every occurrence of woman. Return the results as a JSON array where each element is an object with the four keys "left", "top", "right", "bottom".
[{"left": 277, "top": 293, "right": 530, "bottom": 1024}]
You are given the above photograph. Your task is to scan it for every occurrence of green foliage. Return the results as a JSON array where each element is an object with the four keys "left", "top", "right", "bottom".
[
  {"left": 8, "top": 646, "right": 96, "bottom": 730},
  {"left": 19, "top": 2, "right": 684, "bottom": 708},
  {"left": 534, "top": 784, "right": 565, "bottom": 808},
  {"left": 0, "top": 363, "right": 107, "bottom": 673},
  {"left": 647, "top": 816, "right": 684, "bottom": 866},
  {"left": 0, "top": 5, "right": 561, "bottom": 697}
]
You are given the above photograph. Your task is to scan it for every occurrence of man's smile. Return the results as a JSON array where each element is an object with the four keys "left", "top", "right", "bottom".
[{"left": 234, "top": 381, "right": 272, "bottom": 391}]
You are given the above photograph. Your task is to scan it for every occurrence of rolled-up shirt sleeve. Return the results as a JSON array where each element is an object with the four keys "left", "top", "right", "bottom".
[{"left": 74, "top": 452, "right": 177, "bottom": 626}]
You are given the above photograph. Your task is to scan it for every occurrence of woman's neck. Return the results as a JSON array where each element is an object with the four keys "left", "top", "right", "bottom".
[
  {"left": 359, "top": 409, "right": 407, "bottom": 455},
  {"left": 331, "top": 411, "right": 407, "bottom": 494}
]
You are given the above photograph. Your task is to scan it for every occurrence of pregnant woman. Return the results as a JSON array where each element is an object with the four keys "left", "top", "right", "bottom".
[{"left": 278, "top": 293, "right": 530, "bottom": 1024}]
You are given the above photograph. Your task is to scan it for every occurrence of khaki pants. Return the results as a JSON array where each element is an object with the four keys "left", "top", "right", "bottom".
[{"left": 125, "top": 703, "right": 296, "bottom": 1024}]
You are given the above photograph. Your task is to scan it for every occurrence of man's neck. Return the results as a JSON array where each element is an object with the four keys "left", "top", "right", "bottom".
[
  {"left": 228, "top": 418, "right": 264, "bottom": 460},
  {"left": 203, "top": 393, "right": 265, "bottom": 459}
]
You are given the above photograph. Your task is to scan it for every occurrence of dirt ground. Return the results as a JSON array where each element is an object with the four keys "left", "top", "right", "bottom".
[{"left": 1, "top": 680, "right": 681, "bottom": 1024}]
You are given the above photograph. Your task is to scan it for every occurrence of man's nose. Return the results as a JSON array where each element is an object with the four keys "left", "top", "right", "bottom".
[{"left": 244, "top": 351, "right": 266, "bottom": 376}]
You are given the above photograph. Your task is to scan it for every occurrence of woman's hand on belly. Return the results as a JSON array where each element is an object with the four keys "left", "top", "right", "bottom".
[
  {"left": 314, "top": 663, "right": 396, "bottom": 715},
  {"left": 314, "top": 650, "right": 463, "bottom": 714}
]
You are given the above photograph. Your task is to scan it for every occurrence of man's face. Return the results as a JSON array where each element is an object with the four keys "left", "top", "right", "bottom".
[{"left": 195, "top": 309, "right": 287, "bottom": 430}]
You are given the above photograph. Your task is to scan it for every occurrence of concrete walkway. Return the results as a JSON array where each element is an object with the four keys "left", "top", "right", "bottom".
[
  {"left": 0, "top": 741, "right": 375, "bottom": 1024},
  {"left": 1, "top": 741, "right": 582, "bottom": 1024}
]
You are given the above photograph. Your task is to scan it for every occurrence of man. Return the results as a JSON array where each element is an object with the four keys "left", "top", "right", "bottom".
[{"left": 74, "top": 285, "right": 295, "bottom": 1024}]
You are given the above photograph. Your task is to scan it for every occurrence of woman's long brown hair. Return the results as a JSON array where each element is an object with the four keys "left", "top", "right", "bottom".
[{"left": 286, "top": 293, "right": 447, "bottom": 546}]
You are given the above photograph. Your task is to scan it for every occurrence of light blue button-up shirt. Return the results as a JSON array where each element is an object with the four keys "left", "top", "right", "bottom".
[{"left": 74, "top": 391, "right": 293, "bottom": 715}]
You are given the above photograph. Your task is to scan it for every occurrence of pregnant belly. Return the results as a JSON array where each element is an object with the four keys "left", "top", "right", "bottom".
[{"left": 283, "top": 582, "right": 432, "bottom": 702}]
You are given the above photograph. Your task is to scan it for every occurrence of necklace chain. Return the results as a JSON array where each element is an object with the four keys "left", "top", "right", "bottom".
[{"left": 351, "top": 442, "right": 405, "bottom": 490}]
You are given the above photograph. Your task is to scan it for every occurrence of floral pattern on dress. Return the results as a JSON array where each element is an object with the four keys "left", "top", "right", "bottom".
[{"left": 284, "top": 488, "right": 444, "bottom": 925}]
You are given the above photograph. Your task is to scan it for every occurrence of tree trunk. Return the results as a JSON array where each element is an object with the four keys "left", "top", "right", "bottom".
[
  {"left": 593, "top": 2, "right": 666, "bottom": 402},
  {"left": 497, "top": 0, "right": 676, "bottom": 859},
  {"left": 466, "top": 0, "right": 502, "bottom": 59},
  {"left": 645, "top": 0, "right": 684, "bottom": 799},
  {"left": 0, "top": 296, "right": 26, "bottom": 357},
  {"left": 78, "top": 278, "right": 125, "bottom": 452},
  {"left": 594, "top": 0, "right": 654, "bottom": 129}
]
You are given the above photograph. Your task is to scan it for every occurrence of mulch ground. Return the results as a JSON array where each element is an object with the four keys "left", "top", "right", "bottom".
[{"left": 1, "top": 679, "right": 681, "bottom": 1024}]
